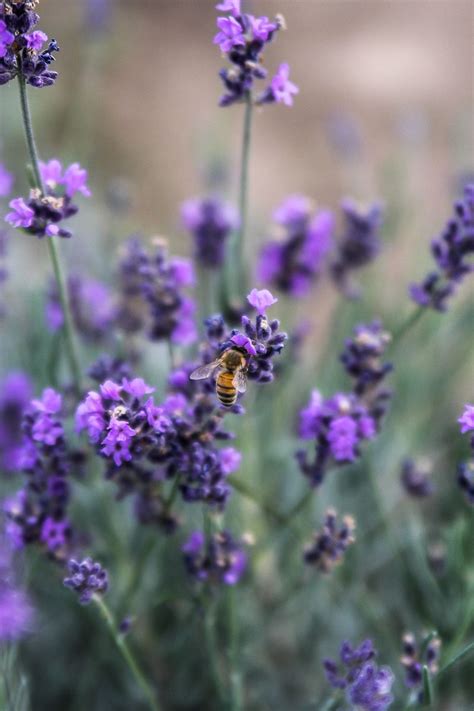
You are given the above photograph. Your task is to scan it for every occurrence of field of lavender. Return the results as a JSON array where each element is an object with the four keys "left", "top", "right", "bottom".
[{"left": 0, "top": 1, "right": 473, "bottom": 710}]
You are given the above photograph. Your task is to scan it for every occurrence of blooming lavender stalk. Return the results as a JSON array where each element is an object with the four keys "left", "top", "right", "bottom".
[
  {"left": 400, "top": 458, "right": 434, "bottom": 498},
  {"left": 303, "top": 508, "right": 355, "bottom": 573},
  {"left": 331, "top": 199, "right": 383, "bottom": 298},
  {"left": 0, "top": 535, "right": 34, "bottom": 641},
  {"left": 64, "top": 560, "right": 161, "bottom": 711},
  {"left": 4, "top": 388, "right": 85, "bottom": 560},
  {"left": 12, "top": 49, "right": 83, "bottom": 391},
  {"left": 410, "top": 184, "right": 474, "bottom": 311},
  {"left": 257, "top": 195, "right": 334, "bottom": 296},
  {"left": 324, "top": 639, "right": 394, "bottom": 711},
  {"left": 297, "top": 321, "right": 392, "bottom": 486},
  {"left": 0, "top": 371, "right": 32, "bottom": 473},
  {"left": 181, "top": 196, "right": 239, "bottom": 269},
  {"left": 214, "top": 1, "right": 298, "bottom": 302},
  {"left": 457, "top": 403, "right": 474, "bottom": 504},
  {"left": 400, "top": 631, "right": 441, "bottom": 703},
  {"left": 181, "top": 529, "right": 247, "bottom": 586}
]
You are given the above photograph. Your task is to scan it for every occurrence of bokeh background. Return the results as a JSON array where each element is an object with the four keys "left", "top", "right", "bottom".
[{"left": 1, "top": 1, "right": 474, "bottom": 710}]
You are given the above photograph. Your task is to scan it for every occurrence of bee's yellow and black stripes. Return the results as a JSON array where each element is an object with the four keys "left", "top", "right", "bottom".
[{"left": 216, "top": 370, "right": 237, "bottom": 407}]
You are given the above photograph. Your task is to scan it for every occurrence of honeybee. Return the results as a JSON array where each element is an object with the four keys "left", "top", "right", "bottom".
[{"left": 190, "top": 347, "right": 248, "bottom": 407}]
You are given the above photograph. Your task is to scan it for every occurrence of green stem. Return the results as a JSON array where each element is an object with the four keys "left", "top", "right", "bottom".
[
  {"left": 391, "top": 306, "right": 425, "bottom": 346},
  {"left": 94, "top": 596, "right": 161, "bottom": 711},
  {"left": 204, "top": 599, "right": 227, "bottom": 706},
  {"left": 227, "top": 474, "right": 285, "bottom": 524},
  {"left": 283, "top": 488, "right": 314, "bottom": 523},
  {"left": 438, "top": 640, "right": 474, "bottom": 678},
  {"left": 234, "top": 93, "right": 253, "bottom": 296},
  {"left": 227, "top": 585, "right": 243, "bottom": 711},
  {"left": 17, "top": 69, "right": 83, "bottom": 393}
]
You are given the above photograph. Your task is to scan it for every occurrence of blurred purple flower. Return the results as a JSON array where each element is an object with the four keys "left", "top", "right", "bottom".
[
  {"left": 331, "top": 199, "right": 383, "bottom": 298},
  {"left": 64, "top": 557, "right": 108, "bottom": 605},
  {"left": 216, "top": 0, "right": 240, "bottom": 16},
  {"left": 400, "top": 459, "right": 434, "bottom": 498},
  {"left": 214, "top": 16, "right": 245, "bottom": 53},
  {"left": 410, "top": 184, "right": 474, "bottom": 311},
  {"left": 25, "top": 29, "right": 47, "bottom": 51},
  {"left": 459, "top": 404, "right": 474, "bottom": 434},
  {"left": 348, "top": 663, "right": 394, "bottom": 711},
  {"left": 0, "top": 371, "right": 33, "bottom": 473},
  {"left": 181, "top": 196, "right": 239, "bottom": 268},
  {"left": 257, "top": 62, "right": 299, "bottom": 106},
  {"left": 304, "top": 508, "right": 355, "bottom": 573},
  {"left": 257, "top": 196, "right": 334, "bottom": 297},
  {"left": 182, "top": 529, "right": 247, "bottom": 586},
  {"left": 0, "top": 536, "right": 34, "bottom": 641},
  {"left": 219, "top": 447, "right": 241, "bottom": 475},
  {"left": 5, "top": 197, "right": 34, "bottom": 228},
  {"left": 0, "top": 163, "right": 13, "bottom": 196},
  {"left": 401, "top": 632, "right": 441, "bottom": 699},
  {"left": 247, "top": 288, "right": 278, "bottom": 314}
]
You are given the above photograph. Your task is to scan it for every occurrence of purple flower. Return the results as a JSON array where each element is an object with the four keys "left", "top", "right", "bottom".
[
  {"left": 0, "top": 163, "right": 13, "bottom": 197},
  {"left": 298, "top": 390, "right": 323, "bottom": 439},
  {"left": 304, "top": 508, "right": 355, "bottom": 572},
  {"left": 340, "top": 320, "right": 392, "bottom": 396},
  {"left": 0, "top": 371, "right": 33, "bottom": 473},
  {"left": 324, "top": 639, "right": 376, "bottom": 689},
  {"left": 258, "top": 197, "right": 334, "bottom": 296},
  {"left": 40, "top": 159, "right": 63, "bottom": 188},
  {"left": 348, "top": 663, "right": 394, "bottom": 711},
  {"left": 63, "top": 163, "right": 91, "bottom": 198},
  {"left": 101, "top": 417, "right": 136, "bottom": 466},
  {"left": 327, "top": 416, "right": 358, "bottom": 462},
  {"left": 230, "top": 333, "right": 257, "bottom": 356},
  {"left": 215, "top": 5, "right": 285, "bottom": 108},
  {"left": 410, "top": 184, "right": 474, "bottom": 311},
  {"left": 400, "top": 458, "right": 434, "bottom": 498},
  {"left": 122, "top": 377, "right": 154, "bottom": 399},
  {"left": 0, "top": 536, "right": 34, "bottom": 641},
  {"left": 181, "top": 196, "right": 239, "bottom": 268},
  {"left": 270, "top": 63, "right": 299, "bottom": 106},
  {"left": 40, "top": 516, "right": 70, "bottom": 551},
  {"left": 459, "top": 404, "right": 474, "bottom": 434},
  {"left": 215, "top": 0, "right": 240, "bottom": 16},
  {"left": 401, "top": 632, "right": 441, "bottom": 699},
  {"left": 213, "top": 16, "right": 245, "bottom": 53},
  {"left": 182, "top": 529, "right": 247, "bottom": 585},
  {"left": 219, "top": 447, "right": 241, "bottom": 475},
  {"left": 331, "top": 199, "right": 383, "bottom": 298},
  {"left": 117, "top": 237, "right": 197, "bottom": 346},
  {"left": 0, "top": 20, "right": 14, "bottom": 58},
  {"left": 247, "top": 288, "right": 278, "bottom": 314},
  {"left": 25, "top": 29, "right": 48, "bottom": 51},
  {"left": 64, "top": 557, "right": 108, "bottom": 605},
  {"left": 0, "top": 4, "right": 59, "bottom": 88},
  {"left": 5, "top": 197, "right": 34, "bottom": 228}
]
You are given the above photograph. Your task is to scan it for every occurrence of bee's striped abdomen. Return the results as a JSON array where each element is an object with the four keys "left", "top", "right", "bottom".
[{"left": 216, "top": 370, "right": 237, "bottom": 407}]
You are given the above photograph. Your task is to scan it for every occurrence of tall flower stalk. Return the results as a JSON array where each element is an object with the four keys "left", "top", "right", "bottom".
[
  {"left": 16, "top": 68, "right": 83, "bottom": 393},
  {"left": 234, "top": 93, "right": 253, "bottom": 295}
]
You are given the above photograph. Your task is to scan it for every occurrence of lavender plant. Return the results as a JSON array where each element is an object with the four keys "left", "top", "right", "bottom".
[{"left": 0, "top": 1, "right": 473, "bottom": 710}]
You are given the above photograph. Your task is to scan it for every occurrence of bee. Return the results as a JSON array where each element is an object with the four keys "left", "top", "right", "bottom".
[{"left": 190, "top": 347, "right": 248, "bottom": 407}]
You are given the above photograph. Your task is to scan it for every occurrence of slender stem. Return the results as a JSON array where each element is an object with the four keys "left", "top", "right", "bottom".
[
  {"left": 17, "top": 69, "right": 83, "bottom": 393},
  {"left": 283, "top": 488, "right": 314, "bottom": 523},
  {"left": 227, "top": 475, "right": 285, "bottom": 524},
  {"left": 234, "top": 93, "right": 253, "bottom": 295},
  {"left": 438, "top": 640, "right": 474, "bottom": 678},
  {"left": 204, "top": 598, "right": 227, "bottom": 706},
  {"left": 93, "top": 596, "right": 161, "bottom": 711},
  {"left": 227, "top": 585, "right": 243, "bottom": 711},
  {"left": 391, "top": 306, "right": 425, "bottom": 346}
]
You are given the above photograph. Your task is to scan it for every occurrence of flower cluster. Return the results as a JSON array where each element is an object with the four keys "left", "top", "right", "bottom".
[
  {"left": 324, "top": 639, "right": 394, "bottom": 711},
  {"left": 0, "top": 370, "right": 32, "bottom": 473},
  {"left": 214, "top": 1, "right": 297, "bottom": 107},
  {"left": 257, "top": 195, "right": 334, "bottom": 297},
  {"left": 457, "top": 404, "right": 474, "bottom": 504},
  {"left": 181, "top": 196, "right": 239, "bottom": 269},
  {"left": 0, "top": 535, "right": 34, "bottom": 641},
  {"left": 5, "top": 159, "right": 90, "bottom": 238},
  {"left": 0, "top": 1, "right": 59, "bottom": 88},
  {"left": 46, "top": 273, "right": 116, "bottom": 343},
  {"left": 63, "top": 557, "right": 108, "bottom": 604},
  {"left": 181, "top": 529, "right": 247, "bottom": 586},
  {"left": 410, "top": 184, "right": 474, "bottom": 311},
  {"left": 197, "top": 289, "right": 287, "bottom": 400},
  {"left": 117, "top": 237, "right": 196, "bottom": 345},
  {"left": 297, "top": 321, "right": 392, "bottom": 486},
  {"left": 400, "top": 458, "right": 434, "bottom": 498},
  {"left": 4, "top": 388, "right": 84, "bottom": 560},
  {"left": 76, "top": 375, "right": 241, "bottom": 526},
  {"left": 400, "top": 632, "right": 441, "bottom": 701},
  {"left": 303, "top": 508, "right": 355, "bottom": 573},
  {"left": 331, "top": 199, "right": 383, "bottom": 298},
  {"left": 0, "top": 163, "right": 13, "bottom": 197}
]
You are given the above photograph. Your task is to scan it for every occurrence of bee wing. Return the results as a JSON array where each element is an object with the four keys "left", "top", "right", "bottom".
[
  {"left": 233, "top": 369, "right": 248, "bottom": 394},
  {"left": 189, "top": 360, "right": 220, "bottom": 381}
]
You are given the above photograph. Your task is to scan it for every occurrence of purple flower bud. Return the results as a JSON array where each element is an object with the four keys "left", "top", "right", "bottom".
[
  {"left": 247, "top": 288, "right": 278, "bottom": 314},
  {"left": 269, "top": 62, "right": 299, "bottom": 106},
  {"left": 215, "top": 0, "right": 240, "bottom": 16}
]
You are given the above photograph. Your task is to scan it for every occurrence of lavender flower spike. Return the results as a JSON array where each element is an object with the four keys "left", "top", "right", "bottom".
[
  {"left": 303, "top": 508, "right": 356, "bottom": 572},
  {"left": 63, "top": 557, "right": 109, "bottom": 604}
]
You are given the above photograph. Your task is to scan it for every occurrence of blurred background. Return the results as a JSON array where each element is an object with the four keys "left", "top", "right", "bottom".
[{"left": 1, "top": 1, "right": 474, "bottom": 709}]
